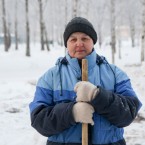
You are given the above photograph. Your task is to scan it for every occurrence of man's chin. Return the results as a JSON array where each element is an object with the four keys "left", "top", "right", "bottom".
[{"left": 76, "top": 55, "right": 86, "bottom": 60}]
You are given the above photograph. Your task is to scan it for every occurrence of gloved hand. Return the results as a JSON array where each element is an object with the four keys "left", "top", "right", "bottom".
[
  {"left": 74, "top": 81, "right": 99, "bottom": 102},
  {"left": 72, "top": 102, "right": 94, "bottom": 125}
]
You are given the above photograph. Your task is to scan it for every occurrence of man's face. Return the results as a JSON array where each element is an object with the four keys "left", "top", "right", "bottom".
[{"left": 67, "top": 32, "right": 94, "bottom": 60}]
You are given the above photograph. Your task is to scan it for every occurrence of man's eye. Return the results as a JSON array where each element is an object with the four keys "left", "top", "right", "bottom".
[
  {"left": 82, "top": 38, "right": 88, "bottom": 41},
  {"left": 70, "top": 39, "right": 76, "bottom": 42}
]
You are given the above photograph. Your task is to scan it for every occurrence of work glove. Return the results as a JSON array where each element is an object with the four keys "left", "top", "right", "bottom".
[
  {"left": 72, "top": 102, "right": 94, "bottom": 125},
  {"left": 74, "top": 81, "right": 99, "bottom": 102}
]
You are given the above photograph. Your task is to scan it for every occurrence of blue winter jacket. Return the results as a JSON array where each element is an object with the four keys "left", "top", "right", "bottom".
[{"left": 29, "top": 50, "right": 142, "bottom": 145}]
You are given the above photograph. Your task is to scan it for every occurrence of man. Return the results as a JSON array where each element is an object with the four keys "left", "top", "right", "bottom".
[{"left": 29, "top": 17, "right": 142, "bottom": 145}]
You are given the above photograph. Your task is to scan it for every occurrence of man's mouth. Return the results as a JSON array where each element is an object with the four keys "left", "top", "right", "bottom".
[{"left": 76, "top": 50, "right": 85, "bottom": 52}]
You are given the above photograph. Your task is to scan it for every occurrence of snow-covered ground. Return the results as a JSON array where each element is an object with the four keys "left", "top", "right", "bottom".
[{"left": 0, "top": 43, "right": 144, "bottom": 145}]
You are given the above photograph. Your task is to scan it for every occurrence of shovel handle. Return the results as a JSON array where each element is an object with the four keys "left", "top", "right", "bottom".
[{"left": 82, "top": 59, "right": 88, "bottom": 145}]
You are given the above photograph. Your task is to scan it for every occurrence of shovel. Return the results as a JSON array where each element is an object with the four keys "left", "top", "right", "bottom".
[{"left": 82, "top": 59, "right": 88, "bottom": 145}]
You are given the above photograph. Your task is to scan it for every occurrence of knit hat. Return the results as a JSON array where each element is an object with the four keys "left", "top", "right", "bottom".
[{"left": 63, "top": 17, "right": 97, "bottom": 47}]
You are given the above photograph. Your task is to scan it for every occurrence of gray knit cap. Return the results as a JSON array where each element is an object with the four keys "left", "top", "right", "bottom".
[{"left": 63, "top": 17, "right": 97, "bottom": 47}]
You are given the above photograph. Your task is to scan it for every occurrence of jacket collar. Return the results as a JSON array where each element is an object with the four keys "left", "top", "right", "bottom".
[{"left": 66, "top": 50, "right": 97, "bottom": 71}]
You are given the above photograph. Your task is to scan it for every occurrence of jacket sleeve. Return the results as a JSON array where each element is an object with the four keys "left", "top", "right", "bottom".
[
  {"left": 30, "top": 102, "right": 75, "bottom": 137},
  {"left": 90, "top": 80, "right": 142, "bottom": 128},
  {"left": 29, "top": 69, "right": 76, "bottom": 137}
]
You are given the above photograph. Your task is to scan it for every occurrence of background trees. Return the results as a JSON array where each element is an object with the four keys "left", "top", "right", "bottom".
[{"left": 0, "top": 0, "right": 144, "bottom": 62}]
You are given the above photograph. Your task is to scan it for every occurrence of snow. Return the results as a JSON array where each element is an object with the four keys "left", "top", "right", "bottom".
[{"left": 0, "top": 43, "right": 145, "bottom": 145}]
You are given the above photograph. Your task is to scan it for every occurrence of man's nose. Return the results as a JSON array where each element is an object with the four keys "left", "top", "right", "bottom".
[{"left": 76, "top": 39, "right": 84, "bottom": 47}]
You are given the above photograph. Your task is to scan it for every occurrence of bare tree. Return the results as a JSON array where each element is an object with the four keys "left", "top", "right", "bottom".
[
  {"left": 65, "top": 0, "right": 68, "bottom": 26},
  {"left": 2, "top": 0, "right": 11, "bottom": 51},
  {"left": 127, "top": 0, "right": 137, "bottom": 48},
  {"left": 130, "top": 19, "right": 135, "bottom": 47},
  {"left": 38, "top": 0, "right": 45, "bottom": 51},
  {"left": 110, "top": 0, "right": 116, "bottom": 64},
  {"left": 35, "top": 0, "right": 50, "bottom": 51},
  {"left": 95, "top": 1, "right": 106, "bottom": 48},
  {"left": 44, "top": 23, "right": 50, "bottom": 51},
  {"left": 25, "top": 0, "right": 30, "bottom": 56},
  {"left": 15, "top": 0, "right": 18, "bottom": 50},
  {"left": 85, "top": 0, "right": 90, "bottom": 17},
  {"left": 73, "top": 0, "right": 78, "bottom": 17},
  {"left": 141, "top": 0, "right": 145, "bottom": 62}
]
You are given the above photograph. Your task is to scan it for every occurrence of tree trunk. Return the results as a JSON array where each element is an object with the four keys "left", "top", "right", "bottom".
[
  {"left": 38, "top": 0, "right": 45, "bottom": 51},
  {"left": 15, "top": 0, "right": 18, "bottom": 50},
  {"left": 85, "top": 0, "right": 89, "bottom": 17},
  {"left": 141, "top": 0, "right": 145, "bottom": 62},
  {"left": 73, "top": 0, "right": 78, "bottom": 17},
  {"left": 110, "top": 0, "right": 116, "bottom": 64},
  {"left": 7, "top": 27, "right": 11, "bottom": 49},
  {"left": 65, "top": 0, "right": 68, "bottom": 26},
  {"left": 118, "top": 42, "right": 121, "bottom": 59},
  {"left": 64, "top": 0, "right": 68, "bottom": 52},
  {"left": 25, "top": 0, "right": 30, "bottom": 56},
  {"left": 130, "top": 20, "right": 135, "bottom": 48},
  {"left": 141, "top": 35, "right": 145, "bottom": 62},
  {"left": 2, "top": 0, "right": 10, "bottom": 51},
  {"left": 98, "top": 27, "right": 102, "bottom": 48},
  {"left": 131, "top": 27, "right": 135, "bottom": 48},
  {"left": 44, "top": 23, "right": 50, "bottom": 51}
]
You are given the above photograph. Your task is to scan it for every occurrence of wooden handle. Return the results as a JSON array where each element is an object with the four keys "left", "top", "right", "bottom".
[
  {"left": 82, "top": 59, "right": 88, "bottom": 81},
  {"left": 82, "top": 59, "right": 88, "bottom": 145}
]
